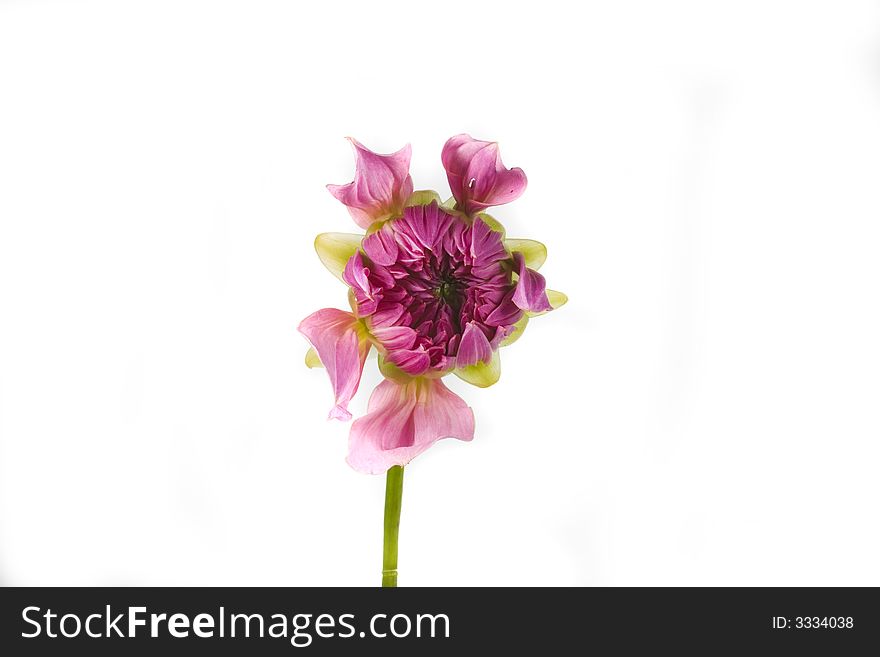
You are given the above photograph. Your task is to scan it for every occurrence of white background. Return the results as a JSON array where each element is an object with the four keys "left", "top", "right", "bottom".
[{"left": 1, "top": 0, "right": 879, "bottom": 586}]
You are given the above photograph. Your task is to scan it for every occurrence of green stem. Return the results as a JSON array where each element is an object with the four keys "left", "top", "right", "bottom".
[{"left": 382, "top": 465, "right": 404, "bottom": 587}]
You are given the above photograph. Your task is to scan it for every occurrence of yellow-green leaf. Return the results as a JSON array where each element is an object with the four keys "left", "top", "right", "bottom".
[
  {"left": 305, "top": 347, "right": 323, "bottom": 368},
  {"left": 454, "top": 351, "right": 501, "bottom": 388},
  {"left": 314, "top": 233, "right": 362, "bottom": 282},
  {"left": 547, "top": 289, "right": 568, "bottom": 309},
  {"left": 477, "top": 212, "right": 506, "bottom": 237},
  {"left": 406, "top": 190, "right": 442, "bottom": 207},
  {"left": 504, "top": 238, "right": 547, "bottom": 270},
  {"left": 500, "top": 314, "right": 529, "bottom": 347}
]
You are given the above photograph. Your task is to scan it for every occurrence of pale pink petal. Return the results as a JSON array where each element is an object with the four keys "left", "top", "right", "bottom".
[
  {"left": 346, "top": 378, "right": 475, "bottom": 474},
  {"left": 327, "top": 138, "right": 414, "bottom": 229},
  {"left": 298, "top": 308, "right": 370, "bottom": 421},
  {"left": 511, "top": 252, "right": 552, "bottom": 313},
  {"left": 456, "top": 322, "right": 493, "bottom": 367},
  {"left": 441, "top": 134, "right": 527, "bottom": 217}
]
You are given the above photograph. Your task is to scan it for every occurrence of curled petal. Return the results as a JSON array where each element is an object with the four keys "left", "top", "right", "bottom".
[
  {"left": 327, "top": 138, "right": 414, "bottom": 229},
  {"left": 343, "top": 251, "right": 380, "bottom": 316},
  {"left": 441, "top": 134, "right": 527, "bottom": 217},
  {"left": 346, "top": 378, "right": 475, "bottom": 474},
  {"left": 526, "top": 289, "right": 569, "bottom": 317},
  {"left": 485, "top": 289, "right": 524, "bottom": 327},
  {"left": 298, "top": 309, "right": 370, "bottom": 421},
  {"left": 511, "top": 252, "right": 552, "bottom": 313}
]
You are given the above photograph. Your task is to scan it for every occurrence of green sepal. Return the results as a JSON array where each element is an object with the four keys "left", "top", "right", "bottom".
[
  {"left": 547, "top": 289, "right": 568, "bottom": 309},
  {"left": 454, "top": 350, "right": 501, "bottom": 388},
  {"left": 365, "top": 219, "right": 392, "bottom": 236},
  {"left": 314, "top": 233, "right": 362, "bottom": 282},
  {"left": 500, "top": 314, "right": 529, "bottom": 347},
  {"left": 504, "top": 238, "right": 547, "bottom": 270},
  {"left": 476, "top": 212, "right": 506, "bottom": 237},
  {"left": 305, "top": 347, "right": 323, "bottom": 368},
  {"left": 405, "top": 190, "right": 442, "bottom": 207}
]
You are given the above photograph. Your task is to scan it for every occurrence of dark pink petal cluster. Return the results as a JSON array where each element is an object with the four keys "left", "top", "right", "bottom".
[{"left": 343, "top": 202, "right": 522, "bottom": 376}]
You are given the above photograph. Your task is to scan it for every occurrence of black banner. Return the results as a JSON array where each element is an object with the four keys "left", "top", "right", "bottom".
[{"left": 0, "top": 587, "right": 876, "bottom": 654}]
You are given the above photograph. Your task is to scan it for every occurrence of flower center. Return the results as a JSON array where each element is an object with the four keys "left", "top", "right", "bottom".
[
  {"left": 348, "top": 202, "right": 523, "bottom": 374},
  {"left": 433, "top": 274, "right": 463, "bottom": 310}
]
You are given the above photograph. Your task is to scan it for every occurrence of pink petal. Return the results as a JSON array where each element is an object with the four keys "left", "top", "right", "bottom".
[
  {"left": 327, "top": 138, "right": 414, "bottom": 229},
  {"left": 370, "top": 325, "right": 417, "bottom": 351},
  {"left": 484, "top": 290, "right": 523, "bottom": 326},
  {"left": 346, "top": 378, "right": 475, "bottom": 474},
  {"left": 469, "top": 216, "right": 507, "bottom": 264},
  {"left": 298, "top": 308, "right": 370, "bottom": 421},
  {"left": 361, "top": 225, "right": 399, "bottom": 266},
  {"left": 511, "top": 252, "right": 552, "bottom": 313},
  {"left": 441, "top": 134, "right": 527, "bottom": 217},
  {"left": 385, "top": 346, "right": 431, "bottom": 376},
  {"left": 456, "top": 322, "right": 493, "bottom": 367},
  {"left": 342, "top": 251, "right": 380, "bottom": 316}
]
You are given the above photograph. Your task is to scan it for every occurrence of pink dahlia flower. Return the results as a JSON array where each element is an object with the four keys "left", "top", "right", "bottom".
[{"left": 300, "top": 136, "right": 565, "bottom": 475}]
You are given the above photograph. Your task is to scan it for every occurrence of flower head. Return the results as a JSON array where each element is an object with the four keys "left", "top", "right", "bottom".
[{"left": 301, "top": 136, "right": 565, "bottom": 473}]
